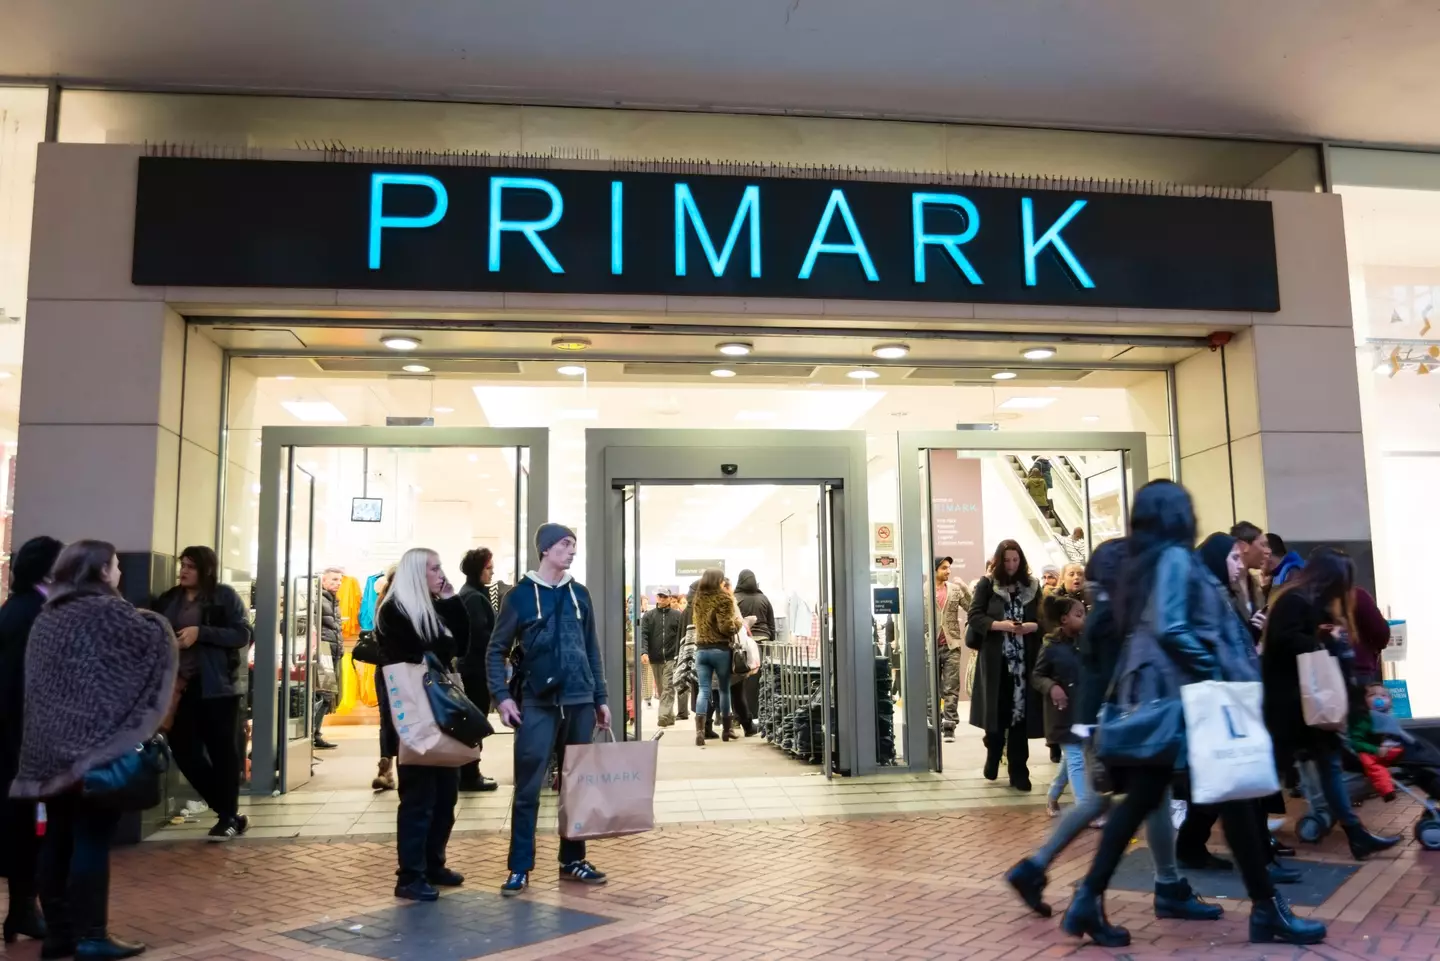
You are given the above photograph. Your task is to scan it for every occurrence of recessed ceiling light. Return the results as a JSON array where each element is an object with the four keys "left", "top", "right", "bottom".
[
  {"left": 872, "top": 344, "right": 909, "bottom": 360},
  {"left": 551, "top": 336, "right": 591, "bottom": 352},
  {"left": 998, "top": 397, "right": 1057, "bottom": 410},
  {"left": 381, "top": 336, "right": 420, "bottom": 351},
  {"left": 991, "top": 371, "right": 1018, "bottom": 380},
  {"left": 275, "top": 375, "right": 294, "bottom": 381},
  {"left": 281, "top": 401, "right": 347, "bottom": 423},
  {"left": 847, "top": 368, "right": 880, "bottom": 380},
  {"left": 718, "top": 342, "right": 752, "bottom": 357},
  {"left": 467, "top": 454, "right": 479, "bottom": 463},
  {"left": 557, "top": 365, "right": 586, "bottom": 376},
  {"left": 402, "top": 364, "right": 430, "bottom": 373},
  {"left": 1022, "top": 346, "right": 1057, "bottom": 360},
  {"left": 710, "top": 368, "right": 737, "bottom": 378},
  {"left": 433, "top": 406, "right": 454, "bottom": 413}
]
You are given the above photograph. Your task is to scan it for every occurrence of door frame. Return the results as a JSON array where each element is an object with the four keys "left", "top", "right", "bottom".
[
  {"left": 895, "top": 431, "right": 1148, "bottom": 772},
  {"left": 584, "top": 429, "right": 874, "bottom": 776},
  {"left": 252, "top": 426, "right": 550, "bottom": 794}
]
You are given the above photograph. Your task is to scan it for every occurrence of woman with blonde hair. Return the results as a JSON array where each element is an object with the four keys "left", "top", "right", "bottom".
[{"left": 689, "top": 569, "right": 742, "bottom": 746}]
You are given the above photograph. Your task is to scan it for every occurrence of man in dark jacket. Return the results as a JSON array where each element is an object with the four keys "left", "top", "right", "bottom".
[
  {"left": 456, "top": 548, "right": 504, "bottom": 792},
  {"left": 488, "top": 523, "right": 611, "bottom": 898},
  {"left": 640, "top": 590, "right": 686, "bottom": 726},
  {"left": 312, "top": 567, "right": 344, "bottom": 749}
]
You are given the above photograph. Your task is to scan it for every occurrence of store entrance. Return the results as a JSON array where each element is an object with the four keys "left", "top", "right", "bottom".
[
  {"left": 896, "top": 431, "right": 1148, "bottom": 774},
  {"left": 251, "top": 426, "right": 549, "bottom": 795}
]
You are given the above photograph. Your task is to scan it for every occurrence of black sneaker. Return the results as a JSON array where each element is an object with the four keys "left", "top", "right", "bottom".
[
  {"left": 559, "top": 860, "right": 607, "bottom": 885},
  {"left": 207, "top": 814, "right": 248, "bottom": 842},
  {"left": 426, "top": 867, "right": 464, "bottom": 887},
  {"left": 394, "top": 879, "right": 439, "bottom": 902},
  {"left": 500, "top": 872, "right": 529, "bottom": 897},
  {"left": 313, "top": 737, "right": 338, "bottom": 750}
]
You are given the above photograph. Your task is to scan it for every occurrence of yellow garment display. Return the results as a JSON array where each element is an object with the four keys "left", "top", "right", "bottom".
[
  {"left": 356, "top": 661, "right": 379, "bottom": 708},
  {"left": 336, "top": 652, "right": 359, "bottom": 715},
  {"left": 337, "top": 575, "right": 363, "bottom": 640}
]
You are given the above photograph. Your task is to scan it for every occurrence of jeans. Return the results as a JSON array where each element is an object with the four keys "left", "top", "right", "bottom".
[
  {"left": 695, "top": 648, "right": 732, "bottom": 717},
  {"left": 312, "top": 692, "right": 332, "bottom": 740},
  {"left": 1048, "top": 743, "right": 1088, "bottom": 805},
  {"left": 1313, "top": 749, "right": 1361, "bottom": 827},
  {"left": 38, "top": 793, "right": 122, "bottom": 942},
  {"left": 509, "top": 702, "right": 596, "bottom": 873},
  {"left": 169, "top": 689, "right": 243, "bottom": 820},
  {"left": 1081, "top": 766, "right": 1274, "bottom": 901}
]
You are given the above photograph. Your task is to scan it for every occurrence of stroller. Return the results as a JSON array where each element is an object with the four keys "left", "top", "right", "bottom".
[{"left": 1294, "top": 710, "right": 1440, "bottom": 851}]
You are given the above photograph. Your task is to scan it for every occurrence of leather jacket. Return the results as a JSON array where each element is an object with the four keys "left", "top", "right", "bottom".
[{"left": 1147, "top": 545, "right": 1259, "bottom": 686}]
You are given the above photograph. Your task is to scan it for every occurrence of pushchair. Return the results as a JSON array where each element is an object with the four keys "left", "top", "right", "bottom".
[{"left": 1293, "top": 710, "right": 1440, "bottom": 851}]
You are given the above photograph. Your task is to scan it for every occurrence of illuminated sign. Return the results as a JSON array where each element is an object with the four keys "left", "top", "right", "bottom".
[{"left": 133, "top": 158, "right": 1280, "bottom": 311}]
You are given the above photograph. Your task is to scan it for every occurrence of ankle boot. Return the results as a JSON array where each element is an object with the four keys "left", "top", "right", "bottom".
[
  {"left": 695, "top": 714, "right": 707, "bottom": 747},
  {"left": 1154, "top": 879, "right": 1223, "bottom": 920},
  {"left": 5, "top": 887, "right": 46, "bottom": 943},
  {"left": 372, "top": 757, "right": 396, "bottom": 791},
  {"left": 1004, "top": 858, "right": 1051, "bottom": 918},
  {"left": 1343, "top": 821, "right": 1401, "bottom": 860},
  {"left": 37, "top": 893, "right": 72, "bottom": 960},
  {"left": 1061, "top": 884, "right": 1130, "bottom": 947},
  {"left": 71, "top": 872, "right": 144, "bottom": 959},
  {"left": 722, "top": 714, "right": 738, "bottom": 742},
  {"left": 1249, "top": 893, "right": 1326, "bottom": 944}
]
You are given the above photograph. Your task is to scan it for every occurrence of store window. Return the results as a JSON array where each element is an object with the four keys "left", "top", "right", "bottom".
[
  {"left": 1334, "top": 147, "right": 1440, "bottom": 717},
  {"left": 58, "top": 89, "right": 1320, "bottom": 189},
  {"left": 0, "top": 85, "right": 48, "bottom": 599}
]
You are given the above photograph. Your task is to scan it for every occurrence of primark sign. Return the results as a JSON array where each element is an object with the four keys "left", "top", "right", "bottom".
[{"left": 132, "top": 157, "right": 1280, "bottom": 311}]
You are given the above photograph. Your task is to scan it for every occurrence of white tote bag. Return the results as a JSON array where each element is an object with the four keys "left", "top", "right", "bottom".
[
  {"left": 384, "top": 662, "right": 481, "bottom": 768},
  {"left": 1297, "top": 649, "right": 1348, "bottom": 731},
  {"left": 1181, "top": 680, "right": 1279, "bottom": 804}
]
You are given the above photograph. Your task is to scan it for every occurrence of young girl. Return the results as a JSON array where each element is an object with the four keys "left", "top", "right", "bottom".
[{"left": 1033, "top": 595, "right": 1086, "bottom": 816}]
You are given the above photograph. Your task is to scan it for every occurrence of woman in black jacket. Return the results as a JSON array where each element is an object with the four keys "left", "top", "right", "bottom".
[
  {"left": 1262, "top": 550, "right": 1399, "bottom": 861},
  {"left": 0, "top": 536, "right": 63, "bottom": 945},
  {"left": 152, "top": 546, "right": 253, "bottom": 842},
  {"left": 455, "top": 548, "right": 500, "bottom": 793},
  {"left": 378, "top": 548, "right": 465, "bottom": 902},
  {"left": 967, "top": 539, "right": 1042, "bottom": 790},
  {"left": 730, "top": 570, "right": 773, "bottom": 738}
]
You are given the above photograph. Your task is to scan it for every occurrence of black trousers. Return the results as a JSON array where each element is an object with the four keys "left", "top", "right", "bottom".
[
  {"left": 169, "top": 689, "right": 243, "bottom": 820},
  {"left": 395, "top": 763, "right": 459, "bottom": 884},
  {"left": 1177, "top": 799, "right": 1275, "bottom": 864},
  {"left": 3, "top": 797, "right": 41, "bottom": 918},
  {"left": 38, "top": 793, "right": 121, "bottom": 943},
  {"left": 984, "top": 678, "right": 1029, "bottom": 783},
  {"left": 1084, "top": 766, "right": 1274, "bottom": 901},
  {"left": 458, "top": 666, "right": 491, "bottom": 786}
]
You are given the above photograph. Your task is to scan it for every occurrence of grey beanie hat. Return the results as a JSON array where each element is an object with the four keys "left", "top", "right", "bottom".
[{"left": 536, "top": 522, "right": 577, "bottom": 556}]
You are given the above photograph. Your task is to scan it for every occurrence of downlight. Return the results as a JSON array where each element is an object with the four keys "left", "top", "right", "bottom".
[
  {"left": 872, "top": 344, "right": 910, "bottom": 360},
  {"left": 551, "top": 336, "right": 592, "bottom": 352},
  {"left": 710, "top": 368, "right": 737, "bottom": 378},
  {"left": 847, "top": 368, "right": 881, "bottom": 380},
  {"left": 402, "top": 364, "right": 431, "bottom": 374},
  {"left": 557, "top": 365, "right": 587, "bottom": 376},
  {"left": 381, "top": 335, "right": 421, "bottom": 351},
  {"left": 1022, "top": 346, "right": 1057, "bottom": 361},
  {"left": 717, "top": 342, "right": 753, "bottom": 357},
  {"left": 991, "top": 371, "right": 1018, "bottom": 380}
]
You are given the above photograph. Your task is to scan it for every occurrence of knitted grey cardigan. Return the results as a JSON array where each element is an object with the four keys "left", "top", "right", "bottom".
[{"left": 10, "top": 591, "right": 177, "bottom": 799}]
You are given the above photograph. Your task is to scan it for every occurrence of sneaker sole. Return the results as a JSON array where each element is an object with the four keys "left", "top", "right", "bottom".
[
  {"left": 560, "top": 875, "right": 608, "bottom": 886},
  {"left": 500, "top": 887, "right": 527, "bottom": 898}
]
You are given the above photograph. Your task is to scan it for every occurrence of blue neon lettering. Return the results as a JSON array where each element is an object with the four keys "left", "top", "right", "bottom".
[
  {"left": 912, "top": 193, "right": 982, "bottom": 284},
  {"left": 610, "top": 181, "right": 623, "bottom": 275},
  {"left": 1021, "top": 198, "right": 1094, "bottom": 288},
  {"left": 488, "top": 177, "right": 564, "bottom": 273},
  {"left": 367, "top": 173, "right": 448, "bottom": 270},
  {"left": 675, "top": 184, "right": 761, "bottom": 278},
  {"left": 798, "top": 189, "right": 878, "bottom": 282}
]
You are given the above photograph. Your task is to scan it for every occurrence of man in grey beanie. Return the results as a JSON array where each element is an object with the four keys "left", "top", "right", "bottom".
[{"left": 487, "top": 522, "right": 611, "bottom": 897}]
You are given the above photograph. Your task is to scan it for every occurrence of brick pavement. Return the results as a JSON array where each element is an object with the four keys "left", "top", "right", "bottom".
[{"left": 4, "top": 797, "right": 1439, "bottom": 961}]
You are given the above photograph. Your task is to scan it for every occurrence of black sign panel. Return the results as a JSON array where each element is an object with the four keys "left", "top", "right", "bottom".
[{"left": 132, "top": 157, "right": 1279, "bottom": 311}]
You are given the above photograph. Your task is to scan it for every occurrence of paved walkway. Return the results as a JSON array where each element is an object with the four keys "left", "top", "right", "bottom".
[{"left": 7, "top": 794, "right": 1438, "bottom": 961}]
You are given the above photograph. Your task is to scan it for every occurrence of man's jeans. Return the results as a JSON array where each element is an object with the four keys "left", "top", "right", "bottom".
[{"left": 508, "top": 703, "right": 596, "bottom": 873}]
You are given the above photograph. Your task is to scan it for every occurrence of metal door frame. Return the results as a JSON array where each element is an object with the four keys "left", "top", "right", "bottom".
[
  {"left": 585, "top": 429, "right": 873, "bottom": 776},
  {"left": 896, "top": 431, "right": 1148, "bottom": 773},
  {"left": 253, "top": 426, "right": 549, "bottom": 795}
]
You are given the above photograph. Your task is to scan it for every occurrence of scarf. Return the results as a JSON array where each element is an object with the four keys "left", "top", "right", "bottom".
[
  {"left": 488, "top": 582, "right": 501, "bottom": 613},
  {"left": 998, "top": 585, "right": 1027, "bottom": 726}
]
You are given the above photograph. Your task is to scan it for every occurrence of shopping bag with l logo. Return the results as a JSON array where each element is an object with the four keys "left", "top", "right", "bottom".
[
  {"left": 559, "top": 730, "right": 659, "bottom": 841},
  {"left": 1181, "top": 680, "right": 1279, "bottom": 804}
]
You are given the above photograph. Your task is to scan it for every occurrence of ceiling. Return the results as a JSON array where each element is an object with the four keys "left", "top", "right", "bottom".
[{"left": 5, "top": 0, "right": 1440, "bottom": 146}]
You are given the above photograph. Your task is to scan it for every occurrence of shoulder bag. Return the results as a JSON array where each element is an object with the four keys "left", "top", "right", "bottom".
[
  {"left": 1092, "top": 587, "right": 1185, "bottom": 768},
  {"left": 81, "top": 734, "right": 172, "bottom": 811},
  {"left": 422, "top": 652, "right": 494, "bottom": 747},
  {"left": 351, "top": 630, "right": 380, "bottom": 665}
]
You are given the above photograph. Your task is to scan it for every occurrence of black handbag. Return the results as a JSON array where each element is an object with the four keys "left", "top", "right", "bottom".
[
  {"left": 731, "top": 644, "right": 749, "bottom": 676},
  {"left": 1092, "top": 591, "right": 1185, "bottom": 768},
  {"left": 81, "top": 734, "right": 172, "bottom": 811},
  {"left": 422, "top": 653, "right": 494, "bottom": 748},
  {"left": 351, "top": 631, "right": 380, "bottom": 665}
]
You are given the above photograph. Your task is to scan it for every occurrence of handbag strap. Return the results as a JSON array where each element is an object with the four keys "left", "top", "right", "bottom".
[{"left": 1104, "top": 576, "right": 1163, "bottom": 704}]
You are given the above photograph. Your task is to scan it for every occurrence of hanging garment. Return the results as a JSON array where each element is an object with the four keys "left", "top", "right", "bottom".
[
  {"left": 338, "top": 575, "right": 363, "bottom": 640},
  {"left": 337, "top": 652, "right": 359, "bottom": 714},
  {"left": 359, "top": 573, "right": 382, "bottom": 633}
]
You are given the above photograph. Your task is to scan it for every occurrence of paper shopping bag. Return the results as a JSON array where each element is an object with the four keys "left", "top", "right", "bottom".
[
  {"left": 384, "top": 662, "right": 481, "bottom": 768},
  {"left": 559, "top": 733, "right": 659, "bottom": 841},
  {"left": 1297, "top": 650, "right": 1348, "bottom": 731},
  {"left": 1182, "top": 680, "right": 1279, "bottom": 804}
]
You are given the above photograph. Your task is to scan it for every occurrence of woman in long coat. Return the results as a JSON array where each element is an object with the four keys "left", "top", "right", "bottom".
[{"left": 967, "top": 539, "right": 1043, "bottom": 790}]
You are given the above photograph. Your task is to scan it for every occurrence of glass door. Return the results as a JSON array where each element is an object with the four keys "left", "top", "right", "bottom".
[
  {"left": 1081, "top": 452, "right": 1130, "bottom": 550},
  {"left": 280, "top": 454, "right": 316, "bottom": 791},
  {"left": 816, "top": 483, "right": 839, "bottom": 778},
  {"left": 917, "top": 452, "right": 943, "bottom": 773},
  {"left": 620, "top": 484, "right": 642, "bottom": 742}
]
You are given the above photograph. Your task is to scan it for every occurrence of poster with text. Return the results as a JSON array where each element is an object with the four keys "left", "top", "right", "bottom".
[{"left": 928, "top": 453, "right": 986, "bottom": 579}]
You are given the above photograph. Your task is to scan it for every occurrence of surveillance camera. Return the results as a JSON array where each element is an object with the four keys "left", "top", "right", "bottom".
[{"left": 720, "top": 463, "right": 739, "bottom": 476}]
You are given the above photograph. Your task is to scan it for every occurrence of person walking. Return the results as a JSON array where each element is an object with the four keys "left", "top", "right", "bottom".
[
  {"left": 732, "top": 570, "right": 773, "bottom": 737},
  {"left": 1035, "top": 594, "right": 1086, "bottom": 817},
  {"left": 1061, "top": 482, "right": 1325, "bottom": 948},
  {"left": 938, "top": 560, "right": 973, "bottom": 743},
  {"left": 151, "top": 546, "right": 252, "bottom": 842},
  {"left": 1262, "top": 549, "right": 1400, "bottom": 862},
  {"left": 1006, "top": 537, "right": 1218, "bottom": 926},
  {"left": 455, "top": 548, "right": 502, "bottom": 793},
  {"left": 0, "top": 536, "right": 63, "bottom": 947},
  {"left": 489, "top": 524, "right": 611, "bottom": 897},
  {"left": 640, "top": 590, "right": 686, "bottom": 727},
  {"left": 12, "top": 540, "right": 178, "bottom": 960},
  {"left": 377, "top": 548, "right": 467, "bottom": 902},
  {"left": 312, "top": 568, "right": 345, "bottom": 750},
  {"left": 689, "top": 569, "right": 743, "bottom": 746},
  {"left": 967, "top": 539, "right": 1042, "bottom": 789}
]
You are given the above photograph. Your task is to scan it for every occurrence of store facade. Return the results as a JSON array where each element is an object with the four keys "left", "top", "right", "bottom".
[{"left": 13, "top": 104, "right": 1367, "bottom": 790}]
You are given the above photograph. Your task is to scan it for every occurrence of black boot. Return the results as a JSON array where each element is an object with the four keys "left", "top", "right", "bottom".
[
  {"left": 37, "top": 893, "right": 73, "bottom": 960},
  {"left": 71, "top": 871, "right": 144, "bottom": 960},
  {"left": 5, "top": 888, "right": 46, "bottom": 943},
  {"left": 1061, "top": 884, "right": 1130, "bottom": 947},
  {"left": 1343, "top": 821, "right": 1401, "bottom": 861},
  {"left": 722, "top": 714, "right": 738, "bottom": 742},
  {"left": 1249, "top": 894, "right": 1326, "bottom": 944},
  {"left": 1269, "top": 835, "right": 1296, "bottom": 858},
  {"left": 695, "top": 714, "right": 707, "bottom": 747},
  {"left": 1004, "top": 859, "right": 1051, "bottom": 918},
  {"left": 1154, "top": 879, "right": 1223, "bottom": 920}
]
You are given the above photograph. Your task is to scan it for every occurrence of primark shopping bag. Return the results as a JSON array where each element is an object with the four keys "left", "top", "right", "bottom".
[
  {"left": 1182, "top": 680, "right": 1279, "bottom": 804},
  {"left": 559, "top": 730, "right": 659, "bottom": 841},
  {"left": 384, "top": 662, "right": 481, "bottom": 768},
  {"left": 1297, "top": 650, "right": 1349, "bottom": 731}
]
